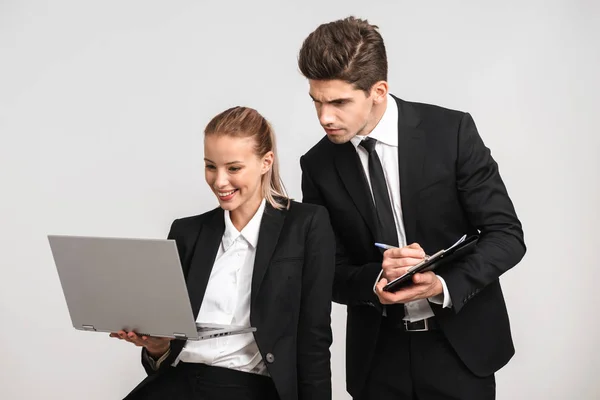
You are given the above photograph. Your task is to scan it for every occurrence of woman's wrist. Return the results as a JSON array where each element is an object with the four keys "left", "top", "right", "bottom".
[{"left": 147, "top": 343, "right": 170, "bottom": 359}]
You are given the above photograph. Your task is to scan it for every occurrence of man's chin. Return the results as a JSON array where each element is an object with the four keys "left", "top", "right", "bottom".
[{"left": 326, "top": 132, "right": 354, "bottom": 144}]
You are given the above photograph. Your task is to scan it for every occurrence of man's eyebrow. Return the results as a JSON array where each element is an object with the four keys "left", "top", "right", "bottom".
[{"left": 309, "top": 94, "right": 352, "bottom": 103}]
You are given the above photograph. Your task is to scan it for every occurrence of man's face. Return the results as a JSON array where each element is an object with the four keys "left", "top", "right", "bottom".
[{"left": 308, "top": 79, "right": 376, "bottom": 144}]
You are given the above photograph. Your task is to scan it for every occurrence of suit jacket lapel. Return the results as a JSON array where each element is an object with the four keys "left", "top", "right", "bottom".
[
  {"left": 393, "top": 95, "right": 425, "bottom": 244},
  {"left": 251, "top": 203, "right": 286, "bottom": 306},
  {"left": 186, "top": 209, "right": 224, "bottom": 319},
  {"left": 334, "top": 143, "right": 378, "bottom": 239}
]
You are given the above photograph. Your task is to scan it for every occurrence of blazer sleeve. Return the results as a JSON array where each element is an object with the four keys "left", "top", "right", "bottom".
[
  {"left": 297, "top": 206, "right": 335, "bottom": 400},
  {"left": 140, "top": 218, "right": 187, "bottom": 375},
  {"left": 438, "top": 113, "right": 526, "bottom": 313},
  {"left": 301, "top": 155, "right": 382, "bottom": 308}
]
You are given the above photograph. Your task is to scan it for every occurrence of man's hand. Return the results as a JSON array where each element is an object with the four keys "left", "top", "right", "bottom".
[
  {"left": 375, "top": 271, "right": 443, "bottom": 304},
  {"left": 109, "top": 330, "right": 172, "bottom": 359},
  {"left": 382, "top": 243, "right": 426, "bottom": 281}
]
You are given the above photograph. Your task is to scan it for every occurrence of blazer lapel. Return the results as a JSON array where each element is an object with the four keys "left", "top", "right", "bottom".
[
  {"left": 334, "top": 142, "right": 378, "bottom": 239},
  {"left": 251, "top": 203, "right": 286, "bottom": 306},
  {"left": 393, "top": 95, "right": 425, "bottom": 244},
  {"left": 186, "top": 209, "right": 224, "bottom": 319}
]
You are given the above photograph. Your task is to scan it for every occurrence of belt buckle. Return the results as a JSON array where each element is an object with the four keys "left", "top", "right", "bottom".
[{"left": 403, "top": 318, "right": 429, "bottom": 332}]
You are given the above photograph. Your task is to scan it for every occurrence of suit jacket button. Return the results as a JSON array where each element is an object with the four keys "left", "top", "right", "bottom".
[{"left": 265, "top": 353, "right": 275, "bottom": 363}]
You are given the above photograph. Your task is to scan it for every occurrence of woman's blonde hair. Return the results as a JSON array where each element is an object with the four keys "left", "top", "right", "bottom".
[{"left": 204, "top": 106, "right": 290, "bottom": 210}]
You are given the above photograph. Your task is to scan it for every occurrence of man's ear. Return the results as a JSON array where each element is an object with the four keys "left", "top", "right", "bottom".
[{"left": 371, "top": 80, "right": 389, "bottom": 104}]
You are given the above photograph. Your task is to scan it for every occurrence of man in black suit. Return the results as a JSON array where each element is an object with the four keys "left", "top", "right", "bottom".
[{"left": 298, "top": 17, "right": 526, "bottom": 400}]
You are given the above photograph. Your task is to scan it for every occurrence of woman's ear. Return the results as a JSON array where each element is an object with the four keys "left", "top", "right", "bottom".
[{"left": 262, "top": 151, "right": 274, "bottom": 174}]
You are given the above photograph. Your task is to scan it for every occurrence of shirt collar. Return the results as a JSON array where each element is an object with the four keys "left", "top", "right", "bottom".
[
  {"left": 351, "top": 93, "right": 399, "bottom": 149},
  {"left": 222, "top": 199, "right": 266, "bottom": 251}
]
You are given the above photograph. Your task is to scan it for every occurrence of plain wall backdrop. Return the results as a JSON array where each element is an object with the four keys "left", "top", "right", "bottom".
[{"left": 1, "top": 1, "right": 599, "bottom": 399}]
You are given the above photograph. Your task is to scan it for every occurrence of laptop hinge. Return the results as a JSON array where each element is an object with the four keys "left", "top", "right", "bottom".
[
  {"left": 173, "top": 333, "right": 187, "bottom": 339},
  {"left": 82, "top": 325, "right": 96, "bottom": 331}
]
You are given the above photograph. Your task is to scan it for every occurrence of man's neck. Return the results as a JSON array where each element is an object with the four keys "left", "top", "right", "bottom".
[{"left": 362, "top": 94, "right": 388, "bottom": 136}]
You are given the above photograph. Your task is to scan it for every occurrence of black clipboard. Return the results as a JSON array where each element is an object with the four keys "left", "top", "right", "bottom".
[{"left": 382, "top": 234, "right": 479, "bottom": 292}]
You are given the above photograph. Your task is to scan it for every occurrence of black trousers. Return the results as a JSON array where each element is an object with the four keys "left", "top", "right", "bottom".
[
  {"left": 356, "top": 319, "right": 496, "bottom": 400},
  {"left": 125, "top": 362, "right": 280, "bottom": 400}
]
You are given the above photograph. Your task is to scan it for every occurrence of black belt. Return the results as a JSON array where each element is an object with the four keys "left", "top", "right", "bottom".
[{"left": 383, "top": 316, "right": 440, "bottom": 332}]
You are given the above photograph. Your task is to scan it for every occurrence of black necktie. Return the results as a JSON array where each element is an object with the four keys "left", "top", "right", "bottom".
[
  {"left": 360, "top": 137, "right": 404, "bottom": 320},
  {"left": 359, "top": 137, "right": 399, "bottom": 247}
]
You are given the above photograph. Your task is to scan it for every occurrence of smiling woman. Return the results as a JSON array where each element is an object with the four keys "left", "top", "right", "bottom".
[
  {"left": 112, "top": 106, "right": 336, "bottom": 400},
  {"left": 203, "top": 107, "right": 289, "bottom": 230}
]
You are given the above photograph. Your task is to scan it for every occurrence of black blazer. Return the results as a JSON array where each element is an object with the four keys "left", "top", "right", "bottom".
[
  {"left": 300, "top": 95, "right": 526, "bottom": 397},
  {"left": 130, "top": 201, "right": 335, "bottom": 400}
]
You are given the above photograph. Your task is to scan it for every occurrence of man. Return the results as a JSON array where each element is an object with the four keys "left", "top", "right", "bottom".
[{"left": 298, "top": 17, "right": 526, "bottom": 400}]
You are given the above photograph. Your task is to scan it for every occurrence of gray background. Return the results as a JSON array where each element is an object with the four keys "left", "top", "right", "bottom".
[{"left": 1, "top": 0, "right": 599, "bottom": 399}]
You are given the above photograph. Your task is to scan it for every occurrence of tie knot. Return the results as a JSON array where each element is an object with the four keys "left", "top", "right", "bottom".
[{"left": 359, "top": 137, "right": 377, "bottom": 153}]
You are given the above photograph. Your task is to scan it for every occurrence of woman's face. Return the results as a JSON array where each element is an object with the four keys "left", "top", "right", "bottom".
[{"left": 204, "top": 134, "right": 273, "bottom": 215}]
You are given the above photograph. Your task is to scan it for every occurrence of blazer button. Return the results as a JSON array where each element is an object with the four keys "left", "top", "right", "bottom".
[{"left": 265, "top": 353, "right": 275, "bottom": 363}]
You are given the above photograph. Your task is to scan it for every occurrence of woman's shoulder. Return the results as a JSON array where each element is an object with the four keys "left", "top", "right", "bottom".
[
  {"left": 286, "top": 200, "right": 330, "bottom": 220},
  {"left": 171, "top": 206, "right": 222, "bottom": 232}
]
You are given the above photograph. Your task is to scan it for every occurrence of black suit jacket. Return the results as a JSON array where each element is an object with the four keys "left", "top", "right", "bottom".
[
  {"left": 300, "top": 95, "right": 526, "bottom": 397},
  {"left": 129, "top": 201, "right": 335, "bottom": 400}
]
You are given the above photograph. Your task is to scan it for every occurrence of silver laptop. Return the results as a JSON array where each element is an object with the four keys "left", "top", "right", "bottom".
[{"left": 47, "top": 235, "right": 256, "bottom": 341}]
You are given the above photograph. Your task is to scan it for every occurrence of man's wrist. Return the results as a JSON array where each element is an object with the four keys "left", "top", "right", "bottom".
[{"left": 433, "top": 276, "right": 444, "bottom": 296}]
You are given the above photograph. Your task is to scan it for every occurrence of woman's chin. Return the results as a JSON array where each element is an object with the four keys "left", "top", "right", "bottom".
[{"left": 217, "top": 197, "right": 240, "bottom": 211}]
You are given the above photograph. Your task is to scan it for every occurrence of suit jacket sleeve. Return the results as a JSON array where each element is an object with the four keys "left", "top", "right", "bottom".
[
  {"left": 140, "top": 218, "right": 187, "bottom": 375},
  {"left": 297, "top": 206, "right": 335, "bottom": 400},
  {"left": 439, "top": 113, "right": 526, "bottom": 313},
  {"left": 301, "top": 156, "right": 382, "bottom": 308}
]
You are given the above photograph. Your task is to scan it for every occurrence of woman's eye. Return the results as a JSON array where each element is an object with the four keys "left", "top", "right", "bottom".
[
  {"left": 229, "top": 166, "right": 241, "bottom": 172},
  {"left": 205, "top": 165, "right": 216, "bottom": 170}
]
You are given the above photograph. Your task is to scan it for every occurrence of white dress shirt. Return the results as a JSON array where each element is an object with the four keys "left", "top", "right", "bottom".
[
  {"left": 351, "top": 94, "right": 452, "bottom": 321},
  {"left": 176, "top": 199, "right": 267, "bottom": 375}
]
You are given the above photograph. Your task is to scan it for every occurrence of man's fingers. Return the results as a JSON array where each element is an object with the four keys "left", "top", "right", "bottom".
[
  {"left": 384, "top": 247, "right": 426, "bottom": 260},
  {"left": 412, "top": 272, "right": 435, "bottom": 285},
  {"left": 382, "top": 257, "right": 423, "bottom": 270},
  {"left": 382, "top": 267, "right": 411, "bottom": 281},
  {"left": 376, "top": 277, "right": 388, "bottom": 292},
  {"left": 375, "top": 278, "right": 393, "bottom": 304},
  {"left": 378, "top": 286, "right": 423, "bottom": 304},
  {"left": 376, "top": 272, "right": 439, "bottom": 304}
]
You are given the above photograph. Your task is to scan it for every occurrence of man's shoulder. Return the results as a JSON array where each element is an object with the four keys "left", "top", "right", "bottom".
[
  {"left": 393, "top": 95, "right": 467, "bottom": 124},
  {"left": 287, "top": 199, "right": 328, "bottom": 217},
  {"left": 301, "top": 135, "right": 334, "bottom": 163}
]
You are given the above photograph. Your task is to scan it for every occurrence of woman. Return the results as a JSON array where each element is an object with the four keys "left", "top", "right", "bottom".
[{"left": 111, "top": 106, "right": 335, "bottom": 400}]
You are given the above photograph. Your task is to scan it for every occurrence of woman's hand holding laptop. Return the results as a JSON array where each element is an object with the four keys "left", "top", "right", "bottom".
[{"left": 109, "top": 330, "right": 172, "bottom": 359}]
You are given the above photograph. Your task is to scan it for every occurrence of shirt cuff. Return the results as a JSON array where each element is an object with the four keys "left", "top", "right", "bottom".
[
  {"left": 428, "top": 275, "right": 453, "bottom": 308},
  {"left": 372, "top": 270, "right": 388, "bottom": 316},
  {"left": 143, "top": 347, "right": 171, "bottom": 371},
  {"left": 372, "top": 269, "right": 384, "bottom": 294}
]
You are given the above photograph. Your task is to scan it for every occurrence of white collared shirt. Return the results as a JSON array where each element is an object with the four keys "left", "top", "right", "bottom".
[
  {"left": 176, "top": 199, "right": 267, "bottom": 375},
  {"left": 351, "top": 94, "right": 452, "bottom": 321}
]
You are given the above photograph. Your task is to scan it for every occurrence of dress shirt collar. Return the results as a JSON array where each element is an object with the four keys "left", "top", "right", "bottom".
[
  {"left": 351, "top": 93, "right": 398, "bottom": 149},
  {"left": 222, "top": 199, "right": 266, "bottom": 251}
]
